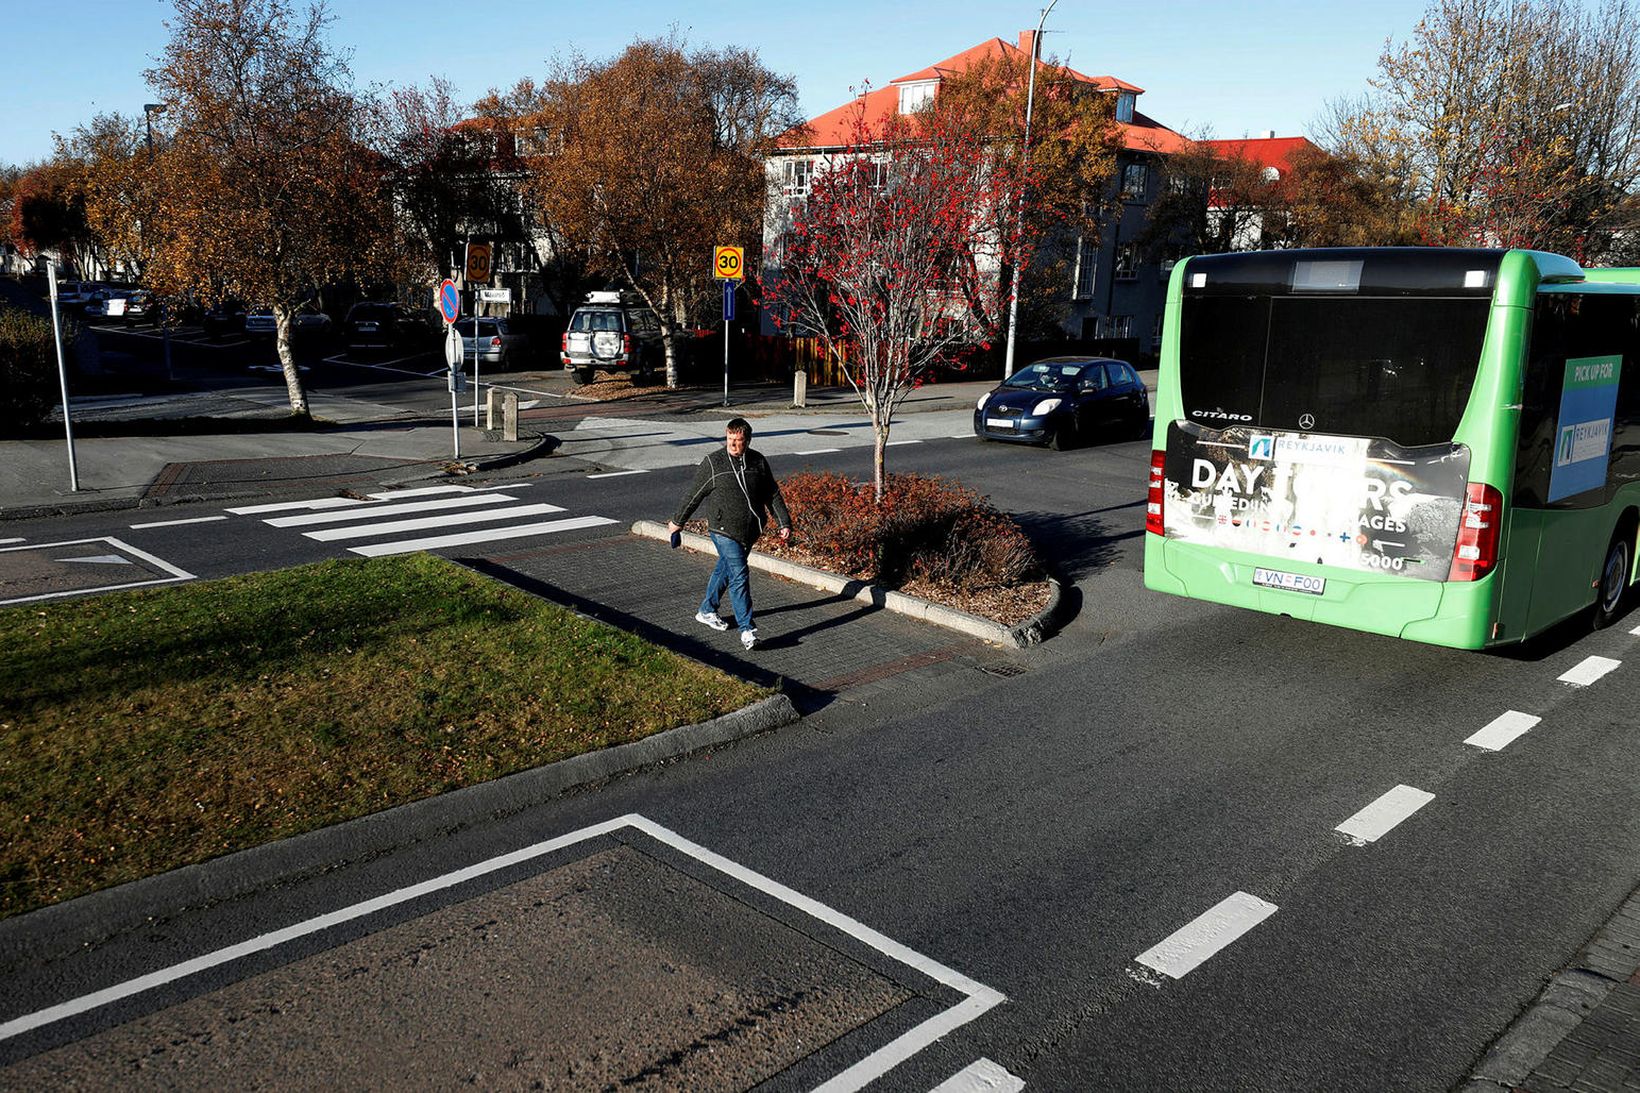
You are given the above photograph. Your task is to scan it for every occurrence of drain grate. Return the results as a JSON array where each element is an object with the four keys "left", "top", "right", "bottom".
[{"left": 977, "top": 662, "right": 1026, "bottom": 678}]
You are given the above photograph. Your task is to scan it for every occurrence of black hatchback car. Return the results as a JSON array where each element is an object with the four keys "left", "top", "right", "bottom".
[{"left": 973, "top": 356, "right": 1149, "bottom": 449}]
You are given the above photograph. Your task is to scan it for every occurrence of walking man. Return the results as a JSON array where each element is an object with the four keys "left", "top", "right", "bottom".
[{"left": 668, "top": 418, "right": 791, "bottom": 650}]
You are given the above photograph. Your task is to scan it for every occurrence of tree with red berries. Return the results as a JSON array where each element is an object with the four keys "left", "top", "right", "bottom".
[{"left": 763, "top": 103, "right": 1036, "bottom": 501}]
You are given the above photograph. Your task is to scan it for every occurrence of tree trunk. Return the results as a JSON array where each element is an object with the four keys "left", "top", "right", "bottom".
[
  {"left": 273, "top": 304, "right": 310, "bottom": 417},
  {"left": 871, "top": 407, "right": 889, "bottom": 502},
  {"left": 663, "top": 330, "right": 681, "bottom": 389}
]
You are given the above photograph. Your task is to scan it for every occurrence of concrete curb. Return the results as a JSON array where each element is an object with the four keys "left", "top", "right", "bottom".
[
  {"left": 0, "top": 693, "right": 799, "bottom": 960},
  {"left": 632, "top": 520, "right": 1064, "bottom": 648},
  {"left": 1461, "top": 880, "right": 1640, "bottom": 1091}
]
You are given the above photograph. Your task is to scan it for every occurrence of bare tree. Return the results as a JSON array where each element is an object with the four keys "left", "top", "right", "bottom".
[{"left": 1322, "top": 0, "right": 1640, "bottom": 258}]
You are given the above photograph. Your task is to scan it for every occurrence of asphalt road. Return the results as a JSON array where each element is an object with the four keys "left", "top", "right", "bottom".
[{"left": 1, "top": 392, "right": 1637, "bottom": 1090}]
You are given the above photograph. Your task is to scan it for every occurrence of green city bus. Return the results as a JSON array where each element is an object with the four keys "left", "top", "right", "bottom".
[{"left": 1144, "top": 247, "right": 1640, "bottom": 649}]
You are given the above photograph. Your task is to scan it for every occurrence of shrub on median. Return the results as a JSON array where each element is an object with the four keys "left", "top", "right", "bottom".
[
  {"left": 0, "top": 306, "right": 62, "bottom": 435},
  {"left": 770, "top": 471, "right": 1042, "bottom": 590}
]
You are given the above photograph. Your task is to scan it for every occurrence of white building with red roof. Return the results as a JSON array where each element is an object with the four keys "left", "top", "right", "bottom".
[{"left": 764, "top": 31, "right": 1192, "bottom": 358}]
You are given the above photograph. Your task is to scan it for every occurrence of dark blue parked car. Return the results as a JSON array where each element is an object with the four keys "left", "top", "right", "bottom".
[{"left": 974, "top": 356, "right": 1150, "bottom": 449}]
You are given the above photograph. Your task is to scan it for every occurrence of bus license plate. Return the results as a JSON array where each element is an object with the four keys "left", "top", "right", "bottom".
[{"left": 1253, "top": 567, "right": 1326, "bottom": 596}]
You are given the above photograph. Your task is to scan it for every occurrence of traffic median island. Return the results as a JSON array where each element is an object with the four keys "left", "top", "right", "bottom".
[{"left": 0, "top": 554, "right": 774, "bottom": 920}]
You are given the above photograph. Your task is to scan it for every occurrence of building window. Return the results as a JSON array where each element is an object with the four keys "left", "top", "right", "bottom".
[
  {"left": 783, "top": 157, "right": 814, "bottom": 197},
  {"left": 1073, "top": 236, "right": 1097, "bottom": 299},
  {"left": 1121, "top": 163, "right": 1149, "bottom": 201},
  {"left": 1152, "top": 311, "right": 1164, "bottom": 347},
  {"left": 1115, "top": 92, "right": 1135, "bottom": 124},
  {"left": 1115, "top": 242, "right": 1138, "bottom": 281},
  {"left": 869, "top": 158, "right": 889, "bottom": 190},
  {"left": 1103, "top": 315, "right": 1133, "bottom": 339},
  {"left": 897, "top": 82, "right": 936, "bottom": 114}
]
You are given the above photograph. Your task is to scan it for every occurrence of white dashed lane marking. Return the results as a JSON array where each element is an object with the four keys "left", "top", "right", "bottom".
[
  {"left": 1335, "top": 785, "right": 1435, "bottom": 844},
  {"left": 1134, "top": 891, "right": 1278, "bottom": 980},
  {"left": 347, "top": 516, "right": 617, "bottom": 557},
  {"left": 1558, "top": 655, "right": 1621, "bottom": 687},
  {"left": 1465, "top": 711, "right": 1542, "bottom": 751},
  {"left": 585, "top": 469, "right": 647, "bottom": 479},
  {"left": 793, "top": 448, "right": 841, "bottom": 455}
]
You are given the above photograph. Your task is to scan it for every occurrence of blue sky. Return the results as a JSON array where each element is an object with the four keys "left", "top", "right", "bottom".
[{"left": 4, "top": 0, "right": 1433, "bottom": 164}]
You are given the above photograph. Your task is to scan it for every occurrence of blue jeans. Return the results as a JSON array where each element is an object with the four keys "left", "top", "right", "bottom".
[{"left": 701, "top": 532, "right": 754, "bottom": 631}]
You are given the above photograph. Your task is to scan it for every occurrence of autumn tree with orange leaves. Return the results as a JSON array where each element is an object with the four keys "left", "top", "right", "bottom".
[
  {"left": 510, "top": 37, "right": 803, "bottom": 388},
  {"left": 145, "top": 0, "right": 393, "bottom": 415}
]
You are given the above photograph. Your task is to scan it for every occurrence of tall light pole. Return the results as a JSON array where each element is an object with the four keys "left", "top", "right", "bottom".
[
  {"left": 1002, "top": 0, "right": 1057, "bottom": 378},
  {"left": 143, "top": 103, "right": 167, "bottom": 150},
  {"left": 142, "top": 103, "right": 174, "bottom": 382}
]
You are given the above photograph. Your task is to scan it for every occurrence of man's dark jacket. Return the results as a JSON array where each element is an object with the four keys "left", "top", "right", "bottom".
[{"left": 671, "top": 447, "right": 791, "bottom": 547}]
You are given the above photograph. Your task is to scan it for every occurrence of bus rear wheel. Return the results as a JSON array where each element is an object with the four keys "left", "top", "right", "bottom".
[{"left": 1594, "top": 529, "right": 1634, "bottom": 629}]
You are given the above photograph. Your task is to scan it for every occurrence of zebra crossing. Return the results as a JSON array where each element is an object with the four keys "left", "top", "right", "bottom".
[{"left": 226, "top": 485, "right": 617, "bottom": 557}]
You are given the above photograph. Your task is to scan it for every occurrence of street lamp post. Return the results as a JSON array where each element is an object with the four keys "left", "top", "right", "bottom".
[
  {"left": 1002, "top": 0, "right": 1058, "bottom": 379},
  {"left": 142, "top": 103, "right": 174, "bottom": 382}
]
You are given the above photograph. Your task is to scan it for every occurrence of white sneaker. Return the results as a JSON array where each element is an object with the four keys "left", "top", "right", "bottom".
[
  {"left": 695, "top": 611, "right": 729, "bottom": 632},
  {"left": 740, "top": 629, "right": 758, "bottom": 650}
]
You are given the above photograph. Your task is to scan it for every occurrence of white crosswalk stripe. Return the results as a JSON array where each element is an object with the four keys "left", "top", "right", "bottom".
[{"left": 229, "top": 488, "right": 616, "bottom": 556}]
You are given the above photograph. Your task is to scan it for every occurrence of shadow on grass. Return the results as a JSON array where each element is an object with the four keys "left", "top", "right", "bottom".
[{"left": 465, "top": 558, "right": 833, "bottom": 715}]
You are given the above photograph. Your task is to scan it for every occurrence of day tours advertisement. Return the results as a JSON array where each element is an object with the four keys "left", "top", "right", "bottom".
[{"left": 1162, "top": 422, "right": 1471, "bottom": 581}]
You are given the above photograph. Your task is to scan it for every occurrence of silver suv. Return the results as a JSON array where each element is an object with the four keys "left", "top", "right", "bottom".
[{"left": 561, "top": 291, "right": 663, "bottom": 384}]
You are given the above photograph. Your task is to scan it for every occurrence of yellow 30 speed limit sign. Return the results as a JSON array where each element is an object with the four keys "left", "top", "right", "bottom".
[{"left": 713, "top": 245, "right": 744, "bottom": 281}]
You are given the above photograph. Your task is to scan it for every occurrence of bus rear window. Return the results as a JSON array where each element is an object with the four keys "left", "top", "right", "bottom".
[{"left": 1179, "top": 296, "right": 1490, "bottom": 446}]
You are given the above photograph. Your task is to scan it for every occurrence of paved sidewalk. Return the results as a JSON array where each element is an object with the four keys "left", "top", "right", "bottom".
[
  {"left": 1464, "top": 883, "right": 1640, "bottom": 1093},
  {"left": 466, "top": 531, "right": 1021, "bottom": 715}
]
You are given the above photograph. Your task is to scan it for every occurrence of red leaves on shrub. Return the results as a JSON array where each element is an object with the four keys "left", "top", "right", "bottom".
[{"left": 772, "top": 471, "right": 1041, "bottom": 589}]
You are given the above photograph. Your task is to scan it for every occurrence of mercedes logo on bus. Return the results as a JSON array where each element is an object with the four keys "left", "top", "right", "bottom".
[{"left": 1299, "top": 413, "right": 1316, "bottom": 430}]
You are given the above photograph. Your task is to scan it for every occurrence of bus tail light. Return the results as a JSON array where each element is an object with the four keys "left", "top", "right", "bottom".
[
  {"left": 1447, "top": 482, "right": 1503, "bottom": 581},
  {"left": 1146, "top": 450, "right": 1166, "bottom": 535}
]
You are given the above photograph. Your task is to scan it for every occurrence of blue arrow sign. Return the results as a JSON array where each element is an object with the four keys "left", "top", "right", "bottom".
[{"left": 722, "top": 279, "right": 736, "bottom": 322}]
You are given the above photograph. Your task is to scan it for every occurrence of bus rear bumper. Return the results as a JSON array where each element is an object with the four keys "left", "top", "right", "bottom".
[{"left": 1144, "top": 536, "right": 1495, "bottom": 649}]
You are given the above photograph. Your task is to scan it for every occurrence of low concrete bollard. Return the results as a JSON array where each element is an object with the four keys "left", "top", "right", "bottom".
[
  {"left": 486, "top": 387, "right": 503, "bottom": 430},
  {"left": 793, "top": 369, "right": 807, "bottom": 408},
  {"left": 502, "top": 391, "right": 519, "bottom": 441}
]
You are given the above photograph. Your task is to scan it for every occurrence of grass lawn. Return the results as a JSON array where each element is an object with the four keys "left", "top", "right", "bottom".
[{"left": 0, "top": 554, "right": 766, "bottom": 920}]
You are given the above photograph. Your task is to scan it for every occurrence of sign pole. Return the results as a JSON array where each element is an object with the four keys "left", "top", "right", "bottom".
[
  {"left": 47, "top": 260, "right": 80, "bottom": 492},
  {"left": 713, "top": 246, "right": 743, "bottom": 409}
]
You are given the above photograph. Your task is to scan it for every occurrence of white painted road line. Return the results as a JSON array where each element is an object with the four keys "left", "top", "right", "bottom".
[
  {"left": 1631, "top": 623, "right": 1640, "bottom": 636},
  {"left": 0, "top": 814, "right": 1002, "bottom": 1093},
  {"left": 885, "top": 439, "right": 920, "bottom": 447},
  {"left": 1466, "top": 711, "right": 1542, "bottom": 751},
  {"left": 365, "top": 486, "right": 479, "bottom": 500},
  {"left": 793, "top": 447, "right": 842, "bottom": 455},
  {"left": 265, "top": 494, "right": 517, "bottom": 528},
  {"left": 347, "top": 515, "right": 617, "bottom": 556},
  {"left": 129, "top": 516, "right": 231, "bottom": 530},
  {"left": 1134, "top": 891, "right": 1278, "bottom": 980},
  {"left": 305, "top": 503, "right": 567, "bottom": 542},
  {"left": 585, "top": 469, "right": 647, "bottom": 479},
  {"left": 0, "top": 537, "right": 24, "bottom": 545},
  {"left": 949, "top": 434, "right": 973, "bottom": 439},
  {"left": 227, "top": 496, "right": 394, "bottom": 516},
  {"left": 0, "top": 537, "right": 196, "bottom": 606},
  {"left": 1335, "top": 785, "right": 1435, "bottom": 844},
  {"left": 1559, "top": 655, "right": 1621, "bottom": 687},
  {"left": 931, "top": 1058, "right": 1025, "bottom": 1092}
]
